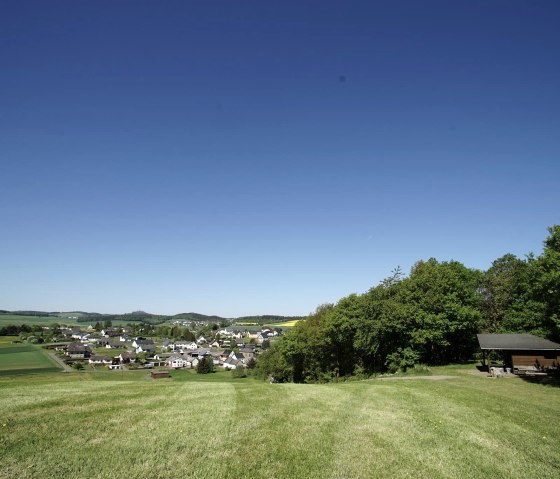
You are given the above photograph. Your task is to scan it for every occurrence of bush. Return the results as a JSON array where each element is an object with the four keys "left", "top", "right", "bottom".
[
  {"left": 72, "top": 362, "right": 84, "bottom": 371},
  {"left": 385, "top": 348, "right": 420, "bottom": 373},
  {"left": 231, "top": 366, "right": 247, "bottom": 378}
]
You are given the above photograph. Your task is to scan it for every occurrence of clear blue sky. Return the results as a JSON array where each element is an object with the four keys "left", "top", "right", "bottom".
[{"left": 1, "top": 1, "right": 559, "bottom": 317}]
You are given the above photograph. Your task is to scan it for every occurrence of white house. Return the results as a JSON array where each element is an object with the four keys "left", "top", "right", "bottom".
[
  {"left": 89, "top": 355, "right": 113, "bottom": 365},
  {"left": 165, "top": 355, "right": 189, "bottom": 368}
]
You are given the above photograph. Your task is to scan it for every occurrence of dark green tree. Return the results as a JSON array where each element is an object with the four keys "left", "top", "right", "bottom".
[
  {"left": 196, "top": 356, "right": 214, "bottom": 374},
  {"left": 480, "top": 254, "right": 529, "bottom": 333},
  {"left": 529, "top": 225, "right": 560, "bottom": 340},
  {"left": 255, "top": 343, "right": 292, "bottom": 382}
]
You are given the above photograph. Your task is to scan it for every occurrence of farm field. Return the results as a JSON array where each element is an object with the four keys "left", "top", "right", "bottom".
[
  {"left": 232, "top": 319, "right": 301, "bottom": 329},
  {"left": 0, "top": 314, "right": 143, "bottom": 328},
  {"left": 0, "top": 366, "right": 559, "bottom": 479},
  {"left": 0, "top": 341, "right": 62, "bottom": 376},
  {"left": 0, "top": 314, "right": 71, "bottom": 326},
  {"left": 271, "top": 318, "right": 302, "bottom": 328}
]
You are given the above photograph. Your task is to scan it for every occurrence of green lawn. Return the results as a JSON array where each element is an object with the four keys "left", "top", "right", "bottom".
[
  {"left": 0, "top": 342, "right": 62, "bottom": 376},
  {"left": 0, "top": 366, "right": 559, "bottom": 479}
]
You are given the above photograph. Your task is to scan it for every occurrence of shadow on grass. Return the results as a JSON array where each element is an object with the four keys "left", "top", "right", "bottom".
[
  {"left": 519, "top": 374, "right": 560, "bottom": 388},
  {"left": 0, "top": 367, "right": 63, "bottom": 377}
]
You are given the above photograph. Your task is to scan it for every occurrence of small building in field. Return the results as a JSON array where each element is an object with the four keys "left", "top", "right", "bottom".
[
  {"left": 151, "top": 370, "right": 170, "bottom": 379},
  {"left": 477, "top": 333, "right": 560, "bottom": 374}
]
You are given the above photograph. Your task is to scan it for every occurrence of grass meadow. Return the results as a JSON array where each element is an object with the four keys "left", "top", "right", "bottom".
[{"left": 0, "top": 366, "right": 559, "bottom": 479}]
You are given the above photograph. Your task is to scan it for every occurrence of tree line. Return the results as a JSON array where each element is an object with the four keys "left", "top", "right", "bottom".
[{"left": 257, "top": 226, "right": 560, "bottom": 382}]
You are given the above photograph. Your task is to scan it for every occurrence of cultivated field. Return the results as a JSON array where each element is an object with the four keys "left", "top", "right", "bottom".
[
  {"left": 269, "top": 319, "right": 302, "bottom": 328},
  {"left": 0, "top": 314, "right": 67, "bottom": 326},
  {"left": 0, "top": 314, "right": 141, "bottom": 328},
  {"left": 0, "top": 340, "right": 62, "bottom": 376},
  {"left": 0, "top": 366, "right": 558, "bottom": 479}
]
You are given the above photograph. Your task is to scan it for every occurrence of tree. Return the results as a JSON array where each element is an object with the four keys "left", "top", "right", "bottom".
[
  {"left": 196, "top": 356, "right": 214, "bottom": 374},
  {"left": 280, "top": 304, "right": 333, "bottom": 382},
  {"left": 246, "top": 357, "right": 257, "bottom": 369},
  {"left": 323, "top": 296, "right": 363, "bottom": 377},
  {"left": 480, "top": 254, "right": 529, "bottom": 333},
  {"left": 182, "top": 329, "right": 195, "bottom": 341},
  {"left": 403, "top": 259, "right": 483, "bottom": 364},
  {"left": 255, "top": 343, "right": 292, "bottom": 382},
  {"left": 528, "top": 225, "right": 560, "bottom": 340}
]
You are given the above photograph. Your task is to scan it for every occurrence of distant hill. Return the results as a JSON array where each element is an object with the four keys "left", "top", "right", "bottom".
[
  {"left": 0, "top": 310, "right": 301, "bottom": 325},
  {"left": 172, "top": 312, "right": 230, "bottom": 322}
]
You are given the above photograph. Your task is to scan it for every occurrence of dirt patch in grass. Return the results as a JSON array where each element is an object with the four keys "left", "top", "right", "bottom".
[{"left": 378, "top": 375, "right": 457, "bottom": 380}]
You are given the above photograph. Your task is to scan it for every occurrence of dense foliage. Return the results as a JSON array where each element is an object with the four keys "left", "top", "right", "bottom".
[
  {"left": 196, "top": 356, "right": 215, "bottom": 374},
  {"left": 258, "top": 226, "right": 560, "bottom": 382}
]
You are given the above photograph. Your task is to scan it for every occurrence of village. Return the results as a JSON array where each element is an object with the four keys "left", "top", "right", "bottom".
[{"left": 51, "top": 324, "right": 282, "bottom": 372}]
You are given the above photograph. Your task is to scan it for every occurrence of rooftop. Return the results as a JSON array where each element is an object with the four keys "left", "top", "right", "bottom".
[{"left": 477, "top": 333, "right": 560, "bottom": 351}]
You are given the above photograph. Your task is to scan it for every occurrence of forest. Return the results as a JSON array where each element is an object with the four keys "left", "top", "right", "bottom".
[{"left": 257, "top": 226, "right": 560, "bottom": 382}]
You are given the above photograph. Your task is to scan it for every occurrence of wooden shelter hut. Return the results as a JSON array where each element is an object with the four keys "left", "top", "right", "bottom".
[{"left": 477, "top": 333, "right": 560, "bottom": 375}]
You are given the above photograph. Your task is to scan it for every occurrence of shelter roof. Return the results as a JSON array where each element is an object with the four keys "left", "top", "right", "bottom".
[{"left": 477, "top": 333, "right": 560, "bottom": 351}]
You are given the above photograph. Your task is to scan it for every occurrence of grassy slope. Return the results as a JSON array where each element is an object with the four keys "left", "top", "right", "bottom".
[{"left": 0, "top": 368, "right": 559, "bottom": 479}]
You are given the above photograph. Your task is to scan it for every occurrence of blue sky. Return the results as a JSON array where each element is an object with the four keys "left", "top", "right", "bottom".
[{"left": 1, "top": 1, "right": 559, "bottom": 317}]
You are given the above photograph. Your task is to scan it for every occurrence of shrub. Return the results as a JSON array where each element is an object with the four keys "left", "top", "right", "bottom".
[
  {"left": 385, "top": 347, "right": 420, "bottom": 373},
  {"left": 231, "top": 366, "right": 247, "bottom": 378}
]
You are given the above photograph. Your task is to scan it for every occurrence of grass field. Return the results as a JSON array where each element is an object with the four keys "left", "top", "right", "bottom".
[
  {"left": 0, "top": 366, "right": 559, "bottom": 479},
  {"left": 0, "top": 341, "right": 62, "bottom": 376}
]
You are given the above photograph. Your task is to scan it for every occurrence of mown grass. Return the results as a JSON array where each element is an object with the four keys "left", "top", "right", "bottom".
[{"left": 0, "top": 367, "right": 558, "bottom": 479}]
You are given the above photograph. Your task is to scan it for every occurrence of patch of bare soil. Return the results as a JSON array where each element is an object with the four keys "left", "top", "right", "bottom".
[{"left": 377, "top": 375, "right": 456, "bottom": 380}]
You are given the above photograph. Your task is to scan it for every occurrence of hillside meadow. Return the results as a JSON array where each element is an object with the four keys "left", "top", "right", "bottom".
[{"left": 0, "top": 366, "right": 559, "bottom": 479}]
